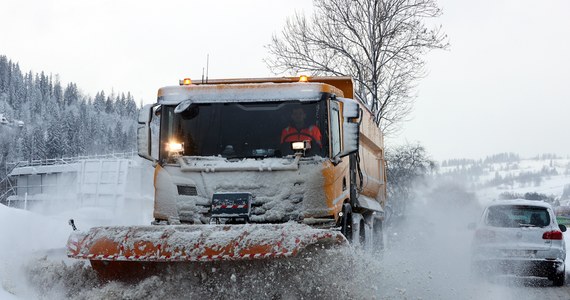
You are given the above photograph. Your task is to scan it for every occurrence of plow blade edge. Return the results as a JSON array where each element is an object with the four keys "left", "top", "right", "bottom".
[{"left": 67, "top": 223, "right": 347, "bottom": 279}]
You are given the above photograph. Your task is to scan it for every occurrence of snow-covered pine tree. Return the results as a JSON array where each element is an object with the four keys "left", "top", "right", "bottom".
[{"left": 0, "top": 55, "right": 139, "bottom": 165}]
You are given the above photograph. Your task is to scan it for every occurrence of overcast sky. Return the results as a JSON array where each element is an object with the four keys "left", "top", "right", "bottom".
[{"left": 1, "top": 0, "right": 569, "bottom": 161}]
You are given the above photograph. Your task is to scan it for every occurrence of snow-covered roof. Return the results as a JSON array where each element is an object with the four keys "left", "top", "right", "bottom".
[
  {"left": 486, "top": 199, "right": 553, "bottom": 208},
  {"left": 157, "top": 82, "right": 335, "bottom": 105},
  {"left": 9, "top": 163, "right": 79, "bottom": 176}
]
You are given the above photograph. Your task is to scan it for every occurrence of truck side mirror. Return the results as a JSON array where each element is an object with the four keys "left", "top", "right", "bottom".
[
  {"left": 337, "top": 97, "right": 361, "bottom": 157},
  {"left": 137, "top": 104, "right": 157, "bottom": 161}
]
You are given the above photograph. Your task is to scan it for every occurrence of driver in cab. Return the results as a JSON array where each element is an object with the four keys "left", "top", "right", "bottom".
[{"left": 281, "top": 107, "right": 322, "bottom": 148}]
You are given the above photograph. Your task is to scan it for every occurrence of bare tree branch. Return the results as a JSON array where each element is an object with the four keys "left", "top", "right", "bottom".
[{"left": 265, "top": 0, "right": 448, "bottom": 135}]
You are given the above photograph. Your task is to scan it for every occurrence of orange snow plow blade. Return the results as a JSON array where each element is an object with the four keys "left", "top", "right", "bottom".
[{"left": 67, "top": 223, "right": 347, "bottom": 280}]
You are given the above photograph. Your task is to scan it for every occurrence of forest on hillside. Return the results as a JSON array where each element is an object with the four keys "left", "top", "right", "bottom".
[{"left": 0, "top": 55, "right": 139, "bottom": 170}]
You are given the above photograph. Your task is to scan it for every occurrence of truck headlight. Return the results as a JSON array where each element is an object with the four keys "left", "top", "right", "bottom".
[{"left": 166, "top": 142, "right": 184, "bottom": 154}]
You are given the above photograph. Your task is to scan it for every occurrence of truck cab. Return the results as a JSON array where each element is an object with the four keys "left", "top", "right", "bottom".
[
  {"left": 138, "top": 76, "right": 386, "bottom": 245},
  {"left": 67, "top": 77, "right": 388, "bottom": 281}
]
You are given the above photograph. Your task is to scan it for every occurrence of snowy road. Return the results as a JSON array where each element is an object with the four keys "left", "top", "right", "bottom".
[
  {"left": 473, "top": 277, "right": 570, "bottom": 300},
  {"left": 3, "top": 202, "right": 570, "bottom": 299},
  {"left": 375, "top": 200, "right": 570, "bottom": 300},
  {"left": 377, "top": 230, "right": 570, "bottom": 300}
]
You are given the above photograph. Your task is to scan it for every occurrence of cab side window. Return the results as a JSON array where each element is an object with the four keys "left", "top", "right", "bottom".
[{"left": 329, "top": 101, "right": 341, "bottom": 157}]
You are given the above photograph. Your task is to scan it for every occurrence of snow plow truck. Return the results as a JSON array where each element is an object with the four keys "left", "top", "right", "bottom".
[{"left": 67, "top": 76, "right": 387, "bottom": 280}]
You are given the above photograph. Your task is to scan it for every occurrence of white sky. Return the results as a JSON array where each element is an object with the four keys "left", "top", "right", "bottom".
[
  {"left": 1, "top": 0, "right": 569, "bottom": 161},
  {"left": 398, "top": 0, "right": 570, "bottom": 160}
]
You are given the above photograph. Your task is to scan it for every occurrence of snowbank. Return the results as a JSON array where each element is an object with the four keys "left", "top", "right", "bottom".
[
  {"left": 0, "top": 200, "right": 379, "bottom": 299},
  {"left": 0, "top": 204, "right": 69, "bottom": 297},
  {"left": 0, "top": 199, "right": 153, "bottom": 298}
]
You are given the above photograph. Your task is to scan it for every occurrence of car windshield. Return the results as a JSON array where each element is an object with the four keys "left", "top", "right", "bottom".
[
  {"left": 485, "top": 205, "right": 550, "bottom": 228},
  {"left": 159, "top": 101, "right": 329, "bottom": 160}
]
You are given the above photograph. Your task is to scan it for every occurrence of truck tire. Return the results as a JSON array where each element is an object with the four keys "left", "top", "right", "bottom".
[
  {"left": 358, "top": 219, "right": 366, "bottom": 246},
  {"left": 372, "top": 218, "right": 384, "bottom": 252},
  {"left": 341, "top": 203, "right": 353, "bottom": 242}
]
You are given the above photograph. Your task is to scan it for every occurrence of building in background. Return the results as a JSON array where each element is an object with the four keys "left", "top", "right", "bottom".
[{"left": 2, "top": 153, "right": 154, "bottom": 224}]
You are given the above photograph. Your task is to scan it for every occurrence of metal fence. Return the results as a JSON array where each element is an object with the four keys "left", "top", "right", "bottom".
[
  {"left": 10, "top": 151, "right": 138, "bottom": 168},
  {"left": 0, "top": 151, "right": 138, "bottom": 205}
]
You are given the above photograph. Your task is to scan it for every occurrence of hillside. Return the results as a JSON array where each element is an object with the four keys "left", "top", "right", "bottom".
[
  {"left": 0, "top": 55, "right": 140, "bottom": 193},
  {"left": 0, "top": 55, "right": 139, "bottom": 162},
  {"left": 436, "top": 153, "right": 570, "bottom": 206}
]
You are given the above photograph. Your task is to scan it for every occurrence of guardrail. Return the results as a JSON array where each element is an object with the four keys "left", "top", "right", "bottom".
[
  {"left": 9, "top": 151, "right": 138, "bottom": 168},
  {"left": 0, "top": 150, "right": 138, "bottom": 205}
]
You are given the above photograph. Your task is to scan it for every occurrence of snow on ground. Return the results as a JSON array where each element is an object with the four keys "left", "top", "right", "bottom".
[
  {"left": 0, "top": 201, "right": 383, "bottom": 299},
  {"left": 0, "top": 204, "right": 67, "bottom": 298},
  {"left": 3, "top": 196, "right": 569, "bottom": 300},
  {"left": 0, "top": 200, "right": 154, "bottom": 299},
  {"left": 438, "top": 157, "right": 570, "bottom": 204},
  {"left": 2, "top": 155, "right": 570, "bottom": 299}
]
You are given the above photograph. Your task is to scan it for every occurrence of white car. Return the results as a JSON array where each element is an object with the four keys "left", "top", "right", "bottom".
[{"left": 471, "top": 199, "right": 567, "bottom": 286}]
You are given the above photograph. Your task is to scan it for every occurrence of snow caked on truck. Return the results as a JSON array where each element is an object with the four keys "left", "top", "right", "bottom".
[{"left": 67, "top": 76, "right": 387, "bottom": 280}]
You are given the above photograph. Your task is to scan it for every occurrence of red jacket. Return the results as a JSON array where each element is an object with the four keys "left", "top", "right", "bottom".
[{"left": 281, "top": 125, "right": 322, "bottom": 148}]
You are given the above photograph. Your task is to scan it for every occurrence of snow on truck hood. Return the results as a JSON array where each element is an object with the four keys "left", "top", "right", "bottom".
[
  {"left": 157, "top": 82, "right": 330, "bottom": 105},
  {"left": 176, "top": 155, "right": 317, "bottom": 172}
]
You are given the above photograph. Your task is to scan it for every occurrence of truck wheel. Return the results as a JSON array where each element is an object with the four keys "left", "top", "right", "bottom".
[
  {"left": 358, "top": 220, "right": 366, "bottom": 246},
  {"left": 372, "top": 219, "right": 384, "bottom": 252},
  {"left": 341, "top": 203, "right": 353, "bottom": 242}
]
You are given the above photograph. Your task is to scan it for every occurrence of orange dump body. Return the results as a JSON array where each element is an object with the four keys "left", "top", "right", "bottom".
[{"left": 67, "top": 223, "right": 347, "bottom": 280}]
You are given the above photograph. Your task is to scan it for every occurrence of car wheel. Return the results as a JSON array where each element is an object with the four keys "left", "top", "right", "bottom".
[{"left": 552, "top": 265, "right": 566, "bottom": 287}]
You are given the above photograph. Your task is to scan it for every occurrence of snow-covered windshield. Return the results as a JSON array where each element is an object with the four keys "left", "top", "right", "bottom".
[{"left": 159, "top": 101, "right": 329, "bottom": 160}]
